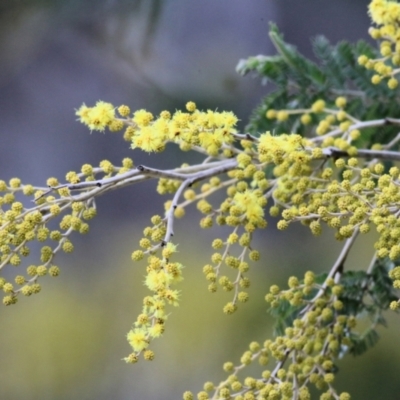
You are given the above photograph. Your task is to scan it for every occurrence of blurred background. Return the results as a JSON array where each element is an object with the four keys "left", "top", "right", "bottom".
[{"left": 1, "top": 1, "right": 399, "bottom": 399}]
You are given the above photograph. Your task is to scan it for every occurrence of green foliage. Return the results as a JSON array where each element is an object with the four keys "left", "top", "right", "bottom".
[
  {"left": 238, "top": 24, "right": 400, "bottom": 150},
  {"left": 336, "top": 260, "right": 397, "bottom": 356}
]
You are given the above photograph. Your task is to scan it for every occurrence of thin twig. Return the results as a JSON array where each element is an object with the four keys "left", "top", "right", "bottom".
[
  {"left": 312, "top": 117, "right": 400, "bottom": 143},
  {"left": 322, "top": 146, "right": 400, "bottom": 162},
  {"left": 162, "top": 159, "right": 238, "bottom": 244},
  {"left": 306, "top": 227, "right": 359, "bottom": 306}
]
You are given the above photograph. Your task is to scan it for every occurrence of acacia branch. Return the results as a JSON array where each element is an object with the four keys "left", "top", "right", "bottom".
[
  {"left": 162, "top": 159, "right": 238, "bottom": 244},
  {"left": 35, "top": 160, "right": 236, "bottom": 201},
  {"left": 322, "top": 146, "right": 400, "bottom": 162},
  {"left": 312, "top": 117, "right": 400, "bottom": 143},
  {"left": 308, "top": 228, "right": 359, "bottom": 305}
]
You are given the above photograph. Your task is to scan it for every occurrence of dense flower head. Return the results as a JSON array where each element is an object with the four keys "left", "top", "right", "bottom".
[
  {"left": 127, "top": 328, "right": 149, "bottom": 352},
  {"left": 360, "top": 0, "right": 400, "bottom": 86},
  {"left": 233, "top": 190, "right": 265, "bottom": 224},
  {"left": 78, "top": 101, "right": 239, "bottom": 155},
  {"left": 258, "top": 133, "right": 308, "bottom": 164},
  {"left": 76, "top": 101, "right": 116, "bottom": 131},
  {"left": 369, "top": 0, "right": 400, "bottom": 25}
]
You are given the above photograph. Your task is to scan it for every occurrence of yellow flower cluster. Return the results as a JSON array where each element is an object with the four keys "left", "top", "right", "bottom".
[
  {"left": 134, "top": 105, "right": 237, "bottom": 155},
  {"left": 104, "top": 96, "right": 400, "bottom": 320},
  {"left": 78, "top": 101, "right": 238, "bottom": 155},
  {"left": 127, "top": 219, "right": 183, "bottom": 362},
  {"left": 271, "top": 157, "right": 400, "bottom": 261},
  {"left": 357, "top": 0, "right": 400, "bottom": 88},
  {"left": 0, "top": 174, "right": 99, "bottom": 305},
  {"left": 233, "top": 190, "right": 265, "bottom": 224},
  {"left": 0, "top": 155, "right": 142, "bottom": 306},
  {"left": 185, "top": 173, "right": 267, "bottom": 311},
  {"left": 4, "top": 2, "right": 400, "bottom": 398},
  {"left": 74, "top": 90, "right": 400, "bottom": 383},
  {"left": 389, "top": 266, "right": 400, "bottom": 309},
  {"left": 257, "top": 133, "right": 314, "bottom": 179},
  {"left": 266, "top": 98, "right": 358, "bottom": 153},
  {"left": 262, "top": 99, "right": 400, "bottom": 261},
  {"left": 76, "top": 101, "right": 116, "bottom": 131},
  {"left": 183, "top": 272, "right": 353, "bottom": 400},
  {"left": 369, "top": 0, "right": 400, "bottom": 26},
  {"left": 0, "top": 0, "right": 381, "bottom": 397}
]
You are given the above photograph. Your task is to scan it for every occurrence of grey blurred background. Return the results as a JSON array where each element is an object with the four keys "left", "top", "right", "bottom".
[{"left": 1, "top": 1, "right": 399, "bottom": 399}]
